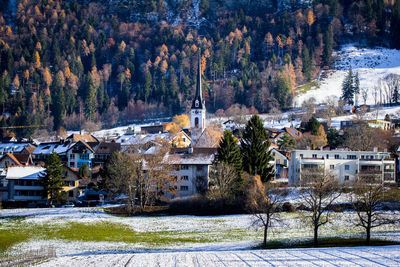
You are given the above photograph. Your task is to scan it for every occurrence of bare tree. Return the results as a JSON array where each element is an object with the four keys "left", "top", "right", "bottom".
[
  {"left": 246, "top": 175, "right": 285, "bottom": 248},
  {"left": 350, "top": 175, "right": 398, "bottom": 245},
  {"left": 360, "top": 87, "right": 369, "bottom": 105},
  {"left": 207, "top": 163, "right": 238, "bottom": 201},
  {"left": 300, "top": 171, "right": 341, "bottom": 247}
]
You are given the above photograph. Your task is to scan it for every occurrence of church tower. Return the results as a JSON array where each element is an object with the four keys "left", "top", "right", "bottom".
[{"left": 191, "top": 52, "right": 206, "bottom": 142}]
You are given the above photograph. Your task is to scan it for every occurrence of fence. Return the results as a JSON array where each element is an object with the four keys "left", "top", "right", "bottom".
[{"left": 0, "top": 246, "right": 56, "bottom": 267}]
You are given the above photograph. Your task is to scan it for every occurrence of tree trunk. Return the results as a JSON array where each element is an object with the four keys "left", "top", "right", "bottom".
[
  {"left": 366, "top": 227, "right": 371, "bottom": 245},
  {"left": 314, "top": 225, "right": 319, "bottom": 247},
  {"left": 263, "top": 225, "right": 267, "bottom": 248}
]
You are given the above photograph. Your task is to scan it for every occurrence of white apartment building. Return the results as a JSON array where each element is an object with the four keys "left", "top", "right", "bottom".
[{"left": 288, "top": 149, "right": 396, "bottom": 185}]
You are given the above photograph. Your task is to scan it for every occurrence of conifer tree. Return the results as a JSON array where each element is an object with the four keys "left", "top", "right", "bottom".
[
  {"left": 215, "top": 130, "right": 243, "bottom": 187},
  {"left": 40, "top": 152, "right": 64, "bottom": 206},
  {"left": 241, "top": 115, "right": 274, "bottom": 182},
  {"left": 51, "top": 74, "right": 65, "bottom": 130},
  {"left": 322, "top": 26, "right": 333, "bottom": 66},
  {"left": 392, "top": 85, "right": 399, "bottom": 104},
  {"left": 302, "top": 46, "right": 311, "bottom": 81},
  {"left": 341, "top": 68, "right": 354, "bottom": 105}
]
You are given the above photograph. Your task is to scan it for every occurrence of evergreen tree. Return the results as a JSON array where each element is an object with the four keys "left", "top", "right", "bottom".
[
  {"left": 322, "top": 26, "right": 333, "bottom": 66},
  {"left": 241, "top": 115, "right": 274, "bottom": 182},
  {"left": 215, "top": 130, "right": 243, "bottom": 186},
  {"left": 306, "top": 116, "right": 321, "bottom": 135},
  {"left": 302, "top": 46, "right": 312, "bottom": 81},
  {"left": 40, "top": 152, "right": 64, "bottom": 206},
  {"left": 341, "top": 68, "right": 354, "bottom": 105},
  {"left": 277, "top": 133, "right": 296, "bottom": 150},
  {"left": 85, "top": 76, "right": 97, "bottom": 120},
  {"left": 354, "top": 71, "right": 360, "bottom": 105},
  {"left": 51, "top": 75, "right": 65, "bottom": 130}
]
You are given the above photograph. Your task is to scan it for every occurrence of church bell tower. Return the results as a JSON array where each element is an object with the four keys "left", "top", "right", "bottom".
[{"left": 191, "top": 51, "right": 206, "bottom": 141}]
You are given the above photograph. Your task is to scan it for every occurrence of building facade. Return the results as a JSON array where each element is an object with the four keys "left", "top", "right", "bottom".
[{"left": 288, "top": 149, "right": 396, "bottom": 185}]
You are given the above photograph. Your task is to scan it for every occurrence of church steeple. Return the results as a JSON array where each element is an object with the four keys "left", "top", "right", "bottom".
[
  {"left": 190, "top": 50, "right": 206, "bottom": 133},
  {"left": 191, "top": 51, "right": 204, "bottom": 109}
]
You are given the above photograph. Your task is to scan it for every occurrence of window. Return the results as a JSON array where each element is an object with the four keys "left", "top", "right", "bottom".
[
  {"left": 272, "top": 152, "right": 276, "bottom": 156},
  {"left": 181, "top": 165, "right": 189, "bottom": 170},
  {"left": 276, "top": 159, "right": 280, "bottom": 164},
  {"left": 347, "top": 155, "right": 357, "bottom": 159},
  {"left": 344, "top": 175, "right": 349, "bottom": 181},
  {"left": 335, "top": 155, "right": 339, "bottom": 159},
  {"left": 68, "top": 191, "right": 74, "bottom": 197},
  {"left": 182, "top": 176, "right": 189, "bottom": 181},
  {"left": 312, "top": 154, "right": 317, "bottom": 158},
  {"left": 284, "top": 160, "right": 287, "bottom": 165},
  {"left": 180, "top": 186, "right": 189, "bottom": 191},
  {"left": 361, "top": 155, "right": 365, "bottom": 159},
  {"left": 196, "top": 166, "right": 203, "bottom": 171},
  {"left": 80, "top": 154, "right": 89, "bottom": 160},
  {"left": 69, "top": 162, "right": 75, "bottom": 168},
  {"left": 69, "top": 154, "right": 75, "bottom": 160},
  {"left": 345, "top": 165, "right": 350, "bottom": 170},
  {"left": 330, "top": 165, "right": 334, "bottom": 170},
  {"left": 326, "top": 154, "right": 329, "bottom": 159},
  {"left": 300, "top": 154, "right": 303, "bottom": 159}
]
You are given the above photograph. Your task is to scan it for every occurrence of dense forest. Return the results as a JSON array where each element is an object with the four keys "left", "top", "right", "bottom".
[{"left": 0, "top": 0, "right": 399, "bottom": 137}]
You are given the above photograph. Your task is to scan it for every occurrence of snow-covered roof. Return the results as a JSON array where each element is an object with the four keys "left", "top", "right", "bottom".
[
  {"left": 115, "top": 133, "right": 170, "bottom": 147},
  {"left": 33, "top": 142, "right": 73, "bottom": 155},
  {"left": 6, "top": 166, "right": 46, "bottom": 180},
  {"left": 0, "top": 143, "right": 33, "bottom": 153},
  {"left": 167, "top": 148, "right": 217, "bottom": 165}
]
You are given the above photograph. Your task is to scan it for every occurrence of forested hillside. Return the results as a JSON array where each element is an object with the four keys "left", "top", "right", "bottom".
[{"left": 0, "top": 0, "right": 399, "bottom": 137}]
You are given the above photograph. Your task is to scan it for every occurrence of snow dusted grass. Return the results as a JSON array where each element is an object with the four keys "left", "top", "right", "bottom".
[{"left": 1, "top": 207, "right": 400, "bottom": 257}]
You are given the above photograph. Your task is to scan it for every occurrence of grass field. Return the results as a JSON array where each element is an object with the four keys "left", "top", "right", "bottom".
[{"left": 1, "top": 208, "right": 399, "bottom": 257}]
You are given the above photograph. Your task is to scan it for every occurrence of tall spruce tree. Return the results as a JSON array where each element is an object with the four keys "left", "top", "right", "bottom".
[
  {"left": 322, "top": 26, "right": 333, "bottom": 66},
  {"left": 341, "top": 68, "right": 354, "bottom": 105},
  {"left": 215, "top": 130, "right": 243, "bottom": 190},
  {"left": 354, "top": 72, "right": 360, "bottom": 105},
  {"left": 241, "top": 115, "right": 274, "bottom": 182},
  {"left": 40, "top": 152, "right": 64, "bottom": 206}
]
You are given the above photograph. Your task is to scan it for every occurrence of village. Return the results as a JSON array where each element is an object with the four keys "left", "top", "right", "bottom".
[{"left": 0, "top": 59, "right": 399, "bottom": 208}]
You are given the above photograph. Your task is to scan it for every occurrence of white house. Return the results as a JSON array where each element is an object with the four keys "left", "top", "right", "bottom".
[
  {"left": 288, "top": 149, "right": 396, "bottom": 185},
  {"left": 2, "top": 166, "right": 46, "bottom": 203}
]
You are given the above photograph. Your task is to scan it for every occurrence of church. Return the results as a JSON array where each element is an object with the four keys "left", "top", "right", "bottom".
[{"left": 168, "top": 53, "right": 222, "bottom": 197}]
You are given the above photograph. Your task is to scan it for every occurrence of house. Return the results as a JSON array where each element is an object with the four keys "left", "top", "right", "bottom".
[
  {"left": 141, "top": 124, "right": 166, "bottom": 134},
  {"left": 223, "top": 120, "right": 239, "bottom": 131},
  {"left": 32, "top": 141, "right": 72, "bottom": 164},
  {"left": 66, "top": 133, "right": 99, "bottom": 143},
  {"left": 288, "top": 149, "right": 396, "bottom": 185},
  {"left": 0, "top": 142, "right": 36, "bottom": 154},
  {"left": 168, "top": 147, "right": 217, "bottom": 197},
  {"left": 269, "top": 148, "right": 289, "bottom": 182},
  {"left": 1, "top": 166, "right": 46, "bottom": 204},
  {"left": 272, "top": 127, "right": 302, "bottom": 144},
  {"left": 61, "top": 165, "right": 81, "bottom": 202},
  {"left": 66, "top": 140, "right": 95, "bottom": 169},
  {"left": 92, "top": 142, "right": 121, "bottom": 167},
  {"left": 0, "top": 153, "right": 33, "bottom": 167},
  {"left": 366, "top": 120, "right": 392, "bottom": 130},
  {"left": 171, "top": 130, "right": 191, "bottom": 148},
  {"left": 115, "top": 133, "right": 170, "bottom": 153}
]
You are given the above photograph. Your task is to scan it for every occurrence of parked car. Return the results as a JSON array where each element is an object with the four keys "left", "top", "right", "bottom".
[{"left": 61, "top": 202, "right": 75, "bottom": 208}]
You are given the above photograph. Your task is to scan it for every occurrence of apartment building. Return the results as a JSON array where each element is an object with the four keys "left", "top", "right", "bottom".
[{"left": 288, "top": 149, "right": 396, "bottom": 185}]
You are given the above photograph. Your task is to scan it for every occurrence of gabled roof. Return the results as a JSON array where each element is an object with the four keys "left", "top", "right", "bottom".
[
  {"left": 192, "top": 128, "right": 223, "bottom": 148},
  {"left": 23, "top": 146, "right": 36, "bottom": 154},
  {"left": 282, "top": 127, "right": 302, "bottom": 139},
  {"left": 1, "top": 153, "right": 22, "bottom": 166},
  {"left": 13, "top": 153, "right": 33, "bottom": 165},
  {"left": 0, "top": 142, "right": 34, "bottom": 153},
  {"left": 66, "top": 133, "right": 99, "bottom": 143},
  {"left": 67, "top": 140, "right": 95, "bottom": 153}
]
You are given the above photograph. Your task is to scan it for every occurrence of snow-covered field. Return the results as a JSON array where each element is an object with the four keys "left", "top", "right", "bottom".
[
  {"left": 295, "top": 45, "right": 400, "bottom": 106},
  {"left": 1, "top": 207, "right": 400, "bottom": 259},
  {"left": 35, "top": 245, "right": 400, "bottom": 267}
]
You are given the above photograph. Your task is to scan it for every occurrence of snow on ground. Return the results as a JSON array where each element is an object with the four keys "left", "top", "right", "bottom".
[
  {"left": 35, "top": 245, "right": 400, "bottom": 267},
  {"left": 2, "top": 207, "right": 400, "bottom": 259},
  {"left": 295, "top": 44, "right": 400, "bottom": 106}
]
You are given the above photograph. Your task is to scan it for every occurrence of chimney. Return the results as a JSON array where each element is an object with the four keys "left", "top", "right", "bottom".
[{"left": 373, "top": 147, "right": 378, "bottom": 152}]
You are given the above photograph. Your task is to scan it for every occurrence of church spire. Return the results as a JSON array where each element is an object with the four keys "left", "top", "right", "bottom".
[{"left": 192, "top": 50, "right": 204, "bottom": 109}]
